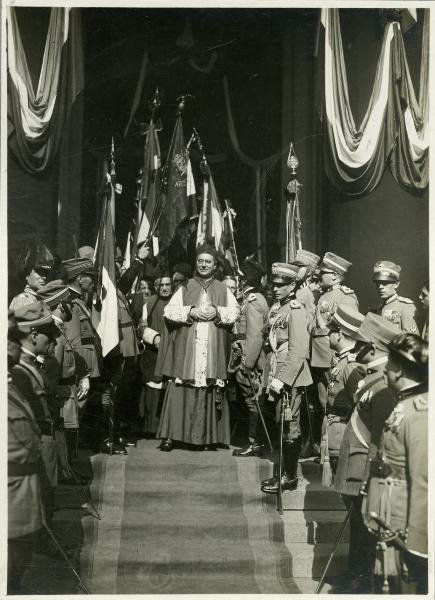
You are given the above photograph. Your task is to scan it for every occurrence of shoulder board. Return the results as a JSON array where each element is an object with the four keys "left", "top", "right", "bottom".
[
  {"left": 247, "top": 293, "right": 257, "bottom": 303},
  {"left": 289, "top": 299, "right": 302, "bottom": 309},
  {"left": 341, "top": 285, "right": 354, "bottom": 295},
  {"left": 413, "top": 395, "right": 428, "bottom": 411},
  {"left": 398, "top": 296, "right": 414, "bottom": 305}
]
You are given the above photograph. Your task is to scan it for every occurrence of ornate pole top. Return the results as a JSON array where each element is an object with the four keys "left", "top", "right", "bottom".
[{"left": 286, "top": 142, "right": 302, "bottom": 196}]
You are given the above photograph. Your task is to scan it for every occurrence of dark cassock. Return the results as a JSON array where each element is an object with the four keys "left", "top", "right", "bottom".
[
  {"left": 139, "top": 277, "right": 172, "bottom": 435},
  {"left": 157, "top": 247, "right": 239, "bottom": 450}
]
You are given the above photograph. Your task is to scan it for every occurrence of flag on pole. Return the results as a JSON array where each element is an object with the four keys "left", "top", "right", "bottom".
[
  {"left": 196, "top": 173, "right": 227, "bottom": 254},
  {"left": 92, "top": 180, "right": 119, "bottom": 357},
  {"left": 158, "top": 115, "right": 198, "bottom": 250},
  {"left": 134, "top": 120, "right": 161, "bottom": 252}
]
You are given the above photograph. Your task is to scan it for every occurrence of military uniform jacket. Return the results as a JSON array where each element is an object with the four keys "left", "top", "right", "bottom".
[
  {"left": 233, "top": 287, "right": 269, "bottom": 371},
  {"left": 70, "top": 296, "right": 101, "bottom": 377},
  {"left": 296, "top": 283, "right": 317, "bottom": 336},
  {"left": 9, "top": 285, "right": 39, "bottom": 311},
  {"left": 8, "top": 376, "right": 42, "bottom": 538},
  {"left": 268, "top": 295, "right": 312, "bottom": 388},
  {"left": 334, "top": 366, "right": 395, "bottom": 497},
  {"left": 327, "top": 350, "right": 365, "bottom": 416},
  {"left": 140, "top": 295, "right": 170, "bottom": 383},
  {"left": 372, "top": 293, "right": 418, "bottom": 333},
  {"left": 311, "top": 285, "right": 359, "bottom": 368},
  {"left": 365, "top": 386, "right": 428, "bottom": 556}
]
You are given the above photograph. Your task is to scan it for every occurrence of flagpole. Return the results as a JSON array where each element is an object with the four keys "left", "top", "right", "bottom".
[
  {"left": 285, "top": 142, "right": 303, "bottom": 261},
  {"left": 146, "top": 94, "right": 193, "bottom": 244}
]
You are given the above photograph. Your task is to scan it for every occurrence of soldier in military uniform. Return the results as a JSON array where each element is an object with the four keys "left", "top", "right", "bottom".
[
  {"left": 38, "top": 281, "right": 88, "bottom": 482},
  {"left": 371, "top": 261, "right": 418, "bottom": 333},
  {"left": 7, "top": 313, "right": 43, "bottom": 594},
  {"left": 323, "top": 305, "right": 365, "bottom": 477},
  {"left": 260, "top": 263, "right": 313, "bottom": 494},
  {"left": 292, "top": 249, "right": 320, "bottom": 457},
  {"left": 310, "top": 252, "right": 359, "bottom": 450},
  {"left": 230, "top": 258, "right": 269, "bottom": 457},
  {"left": 364, "top": 333, "right": 428, "bottom": 594},
  {"left": 333, "top": 313, "right": 399, "bottom": 593},
  {"left": 11, "top": 303, "right": 60, "bottom": 538},
  {"left": 62, "top": 257, "right": 101, "bottom": 448},
  {"left": 9, "top": 260, "right": 52, "bottom": 311}
]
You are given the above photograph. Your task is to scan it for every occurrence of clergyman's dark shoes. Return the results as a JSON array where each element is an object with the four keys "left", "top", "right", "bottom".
[
  {"left": 160, "top": 439, "right": 174, "bottom": 452},
  {"left": 261, "top": 474, "right": 298, "bottom": 494},
  {"left": 232, "top": 443, "right": 263, "bottom": 457}
]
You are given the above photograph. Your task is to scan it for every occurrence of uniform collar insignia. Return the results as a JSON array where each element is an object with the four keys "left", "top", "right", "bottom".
[
  {"left": 384, "top": 293, "right": 399, "bottom": 306},
  {"left": 397, "top": 382, "right": 428, "bottom": 400}
]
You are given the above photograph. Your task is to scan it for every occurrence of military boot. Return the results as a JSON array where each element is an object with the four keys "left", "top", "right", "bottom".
[{"left": 261, "top": 438, "right": 301, "bottom": 494}]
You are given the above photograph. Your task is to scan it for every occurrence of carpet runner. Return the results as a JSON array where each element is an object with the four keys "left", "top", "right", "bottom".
[{"left": 84, "top": 439, "right": 304, "bottom": 594}]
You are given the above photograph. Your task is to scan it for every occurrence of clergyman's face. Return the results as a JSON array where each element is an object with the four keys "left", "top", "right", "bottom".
[
  {"left": 140, "top": 280, "right": 151, "bottom": 298},
  {"left": 159, "top": 277, "right": 172, "bottom": 298},
  {"left": 196, "top": 253, "right": 216, "bottom": 278}
]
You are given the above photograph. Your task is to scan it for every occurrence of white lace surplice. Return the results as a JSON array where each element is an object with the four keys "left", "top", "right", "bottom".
[{"left": 164, "top": 284, "right": 239, "bottom": 387}]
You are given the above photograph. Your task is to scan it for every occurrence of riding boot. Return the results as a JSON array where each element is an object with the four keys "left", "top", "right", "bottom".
[{"left": 261, "top": 437, "right": 301, "bottom": 494}]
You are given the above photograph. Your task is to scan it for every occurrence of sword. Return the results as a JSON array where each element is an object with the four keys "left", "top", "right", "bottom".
[
  {"left": 246, "top": 370, "right": 273, "bottom": 453},
  {"left": 315, "top": 503, "right": 353, "bottom": 593}
]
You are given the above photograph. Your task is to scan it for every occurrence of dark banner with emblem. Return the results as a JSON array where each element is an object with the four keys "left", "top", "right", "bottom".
[{"left": 157, "top": 115, "right": 198, "bottom": 251}]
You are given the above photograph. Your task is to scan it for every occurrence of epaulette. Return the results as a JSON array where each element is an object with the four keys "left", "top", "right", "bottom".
[
  {"left": 398, "top": 296, "right": 414, "bottom": 305},
  {"left": 247, "top": 293, "right": 257, "bottom": 303},
  {"left": 289, "top": 299, "right": 302, "bottom": 309},
  {"left": 341, "top": 285, "right": 355, "bottom": 295},
  {"left": 413, "top": 395, "right": 428, "bottom": 411}
]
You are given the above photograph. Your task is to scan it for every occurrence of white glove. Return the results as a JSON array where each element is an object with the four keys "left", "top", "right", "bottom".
[
  {"left": 270, "top": 378, "right": 284, "bottom": 394},
  {"left": 77, "top": 376, "right": 90, "bottom": 401}
]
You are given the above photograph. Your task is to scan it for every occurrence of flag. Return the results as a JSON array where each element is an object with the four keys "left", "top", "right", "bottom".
[
  {"left": 196, "top": 173, "right": 227, "bottom": 253},
  {"left": 158, "top": 115, "right": 198, "bottom": 250},
  {"left": 92, "top": 182, "right": 119, "bottom": 357},
  {"left": 134, "top": 119, "right": 161, "bottom": 252}
]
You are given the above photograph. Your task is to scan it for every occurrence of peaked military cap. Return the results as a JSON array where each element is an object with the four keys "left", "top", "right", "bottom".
[
  {"left": 270, "top": 262, "right": 299, "bottom": 284},
  {"left": 372, "top": 260, "right": 401, "bottom": 282},
  {"left": 352, "top": 312, "right": 401, "bottom": 352},
  {"left": 38, "top": 280, "right": 72, "bottom": 308},
  {"left": 329, "top": 305, "right": 365, "bottom": 338},
  {"left": 14, "top": 301, "right": 59, "bottom": 336},
  {"left": 62, "top": 258, "right": 96, "bottom": 280},
  {"left": 293, "top": 249, "right": 321, "bottom": 268},
  {"left": 319, "top": 252, "right": 352, "bottom": 276}
]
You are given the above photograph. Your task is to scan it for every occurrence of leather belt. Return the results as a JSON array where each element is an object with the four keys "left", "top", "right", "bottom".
[
  {"left": 81, "top": 337, "right": 94, "bottom": 345},
  {"left": 120, "top": 321, "right": 134, "bottom": 328},
  {"left": 232, "top": 333, "right": 246, "bottom": 341},
  {"left": 8, "top": 462, "right": 39, "bottom": 477}
]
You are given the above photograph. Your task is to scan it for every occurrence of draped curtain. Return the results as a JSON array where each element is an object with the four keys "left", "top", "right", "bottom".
[
  {"left": 7, "top": 7, "right": 84, "bottom": 173},
  {"left": 320, "top": 8, "right": 429, "bottom": 196}
]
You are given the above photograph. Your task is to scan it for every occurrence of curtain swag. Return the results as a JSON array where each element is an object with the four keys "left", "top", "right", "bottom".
[
  {"left": 7, "top": 7, "right": 84, "bottom": 173},
  {"left": 320, "top": 8, "right": 428, "bottom": 196}
]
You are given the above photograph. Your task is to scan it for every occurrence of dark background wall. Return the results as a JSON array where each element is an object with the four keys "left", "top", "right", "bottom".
[
  {"left": 280, "top": 8, "right": 428, "bottom": 311},
  {"left": 8, "top": 7, "right": 428, "bottom": 309}
]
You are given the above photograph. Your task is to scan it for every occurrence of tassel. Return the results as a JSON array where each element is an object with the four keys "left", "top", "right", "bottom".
[
  {"left": 320, "top": 414, "right": 332, "bottom": 487},
  {"left": 322, "top": 456, "right": 332, "bottom": 487}
]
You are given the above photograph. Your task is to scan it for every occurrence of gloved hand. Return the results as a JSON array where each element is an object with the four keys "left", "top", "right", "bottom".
[
  {"left": 270, "top": 378, "right": 284, "bottom": 394},
  {"left": 77, "top": 376, "right": 90, "bottom": 401}
]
